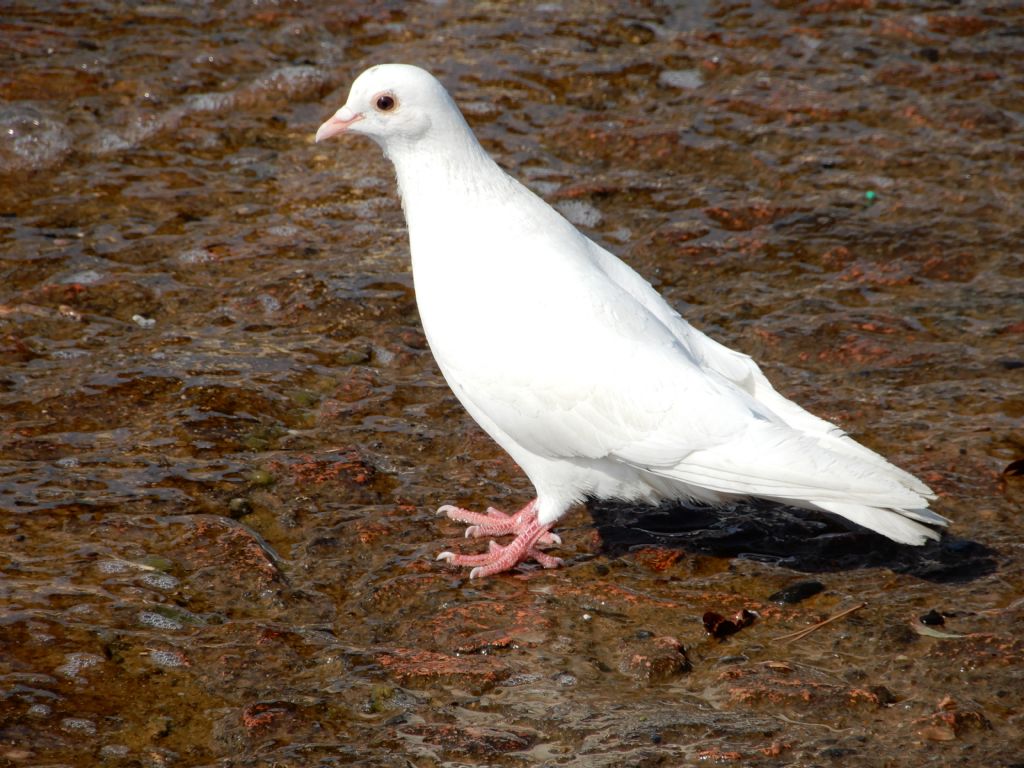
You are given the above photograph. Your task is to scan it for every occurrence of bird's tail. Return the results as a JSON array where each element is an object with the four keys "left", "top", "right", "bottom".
[
  {"left": 652, "top": 422, "right": 948, "bottom": 545},
  {"left": 811, "top": 500, "right": 946, "bottom": 545}
]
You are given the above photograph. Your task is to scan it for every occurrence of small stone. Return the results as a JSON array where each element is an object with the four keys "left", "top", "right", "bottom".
[
  {"left": 100, "top": 744, "right": 130, "bottom": 759},
  {"left": 249, "top": 468, "right": 274, "bottom": 487},
  {"left": 228, "top": 497, "right": 253, "bottom": 518},
  {"left": 618, "top": 635, "right": 690, "bottom": 684},
  {"left": 659, "top": 69, "right": 704, "bottom": 90},
  {"left": 140, "top": 571, "right": 178, "bottom": 591},
  {"left": 148, "top": 649, "right": 190, "bottom": 668},
  {"left": 178, "top": 248, "right": 215, "bottom": 264},
  {"left": 137, "top": 610, "right": 183, "bottom": 631},
  {"left": 61, "top": 269, "right": 102, "bottom": 285},
  {"left": 55, "top": 652, "right": 104, "bottom": 678},
  {"left": 61, "top": 717, "right": 97, "bottom": 735},
  {"left": 554, "top": 672, "right": 577, "bottom": 686},
  {"left": 555, "top": 200, "right": 602, "bottom": 228}
]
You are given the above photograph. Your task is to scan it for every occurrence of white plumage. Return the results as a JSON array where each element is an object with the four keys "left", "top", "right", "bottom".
[{"left": 316, "top": 64, "right": 947, "bottom": 577}]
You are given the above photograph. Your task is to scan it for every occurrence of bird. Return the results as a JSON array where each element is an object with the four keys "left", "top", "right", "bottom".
[{"left": 315, "top": 63, "right": 948, "bottom": 578}]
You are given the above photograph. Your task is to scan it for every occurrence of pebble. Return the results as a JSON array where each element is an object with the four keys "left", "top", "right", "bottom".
[
  {"left": 60, "top": 717, "right": 97, "bottom": 735},
  {"left": 228, "top": 497, "right": 253, "bottom": 518},
  {"left": 137, "top": 611, "right": 183, "bottom": 631},
  {"left": 658, "top": 69, "right": 704, "bottom": 90},
  {"left": 140, "top": 571, "right": 179, "bottom": 591},
  {"left": 178, "top": 248, "right": 215, "bottom": 264},
  {"left": 148, "top": 649, "right": 189, "bottom": 668},
  {"left": 61, "top": 269, "right": 103, "bottom": 285},
  {"left": 55, "top": 652, "right": 104, "bottom": 678},
  {"left": 555, "top": 200, "right": 603, "bottom": 227}
]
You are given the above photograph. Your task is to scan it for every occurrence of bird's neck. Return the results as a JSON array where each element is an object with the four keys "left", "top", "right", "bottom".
[{"left": 385, "top": 129, "right": 513, "bottom": 232}]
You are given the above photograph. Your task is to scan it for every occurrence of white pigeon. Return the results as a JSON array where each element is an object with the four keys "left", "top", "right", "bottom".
[{"left": 315, "top": 63, "right": 948, "bottom": 578}]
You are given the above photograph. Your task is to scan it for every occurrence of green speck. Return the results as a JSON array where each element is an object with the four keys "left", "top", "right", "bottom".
[
  {"left": 249, "top": 468, "right": 274, "bottom": 487},
  {"left": 241, "top": 424, "right": 286, "bottom": 452},
  {"left": 864, "top": 190, "right": 877, "bottom": 203},
  {"left": 369, "top": 684, "right": 394, "bottom": 713},
  {"left": 285, "top": 388, "right": 320, "bottom": 408},
  {"left": 138, "top": 554, "right": 176, "bottom": 572}
]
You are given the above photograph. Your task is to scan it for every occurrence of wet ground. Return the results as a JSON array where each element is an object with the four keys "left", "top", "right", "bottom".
[{"left": 2, "top": 1, "right": 1023, "bottom": 766}]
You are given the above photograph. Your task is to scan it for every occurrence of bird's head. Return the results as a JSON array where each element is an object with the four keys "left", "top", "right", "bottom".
[{"left": 315, "top": 63, "right": 457, "bottom": 150}]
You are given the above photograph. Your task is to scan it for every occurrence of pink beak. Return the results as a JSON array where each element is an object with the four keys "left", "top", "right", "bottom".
[{"left": 315, "top": 107, "right": 363, "bottom": 142}]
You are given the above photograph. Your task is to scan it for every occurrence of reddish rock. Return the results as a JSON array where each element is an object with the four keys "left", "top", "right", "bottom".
[
  {"left": 716, "top": 662, "right": 885, "bottom": 711},
  {"left": 925, "top": 633, "right": 1024, "bottom": 669},
  {"left": 429, "top": 601, "right": 551, "bottom": 654},
  {"left": 927, "top": 15, "right": 994, "bottom": 36},
  {"left": 633, "top": 547, "right": 683, "bottom": 572},
  {"left": 376, "top": 647, "right": 510, "bottom": 690},
  {"left": 404, "top": 723, "right": 537, "bottom": 756},
  {"left": 241, "top": 701, "right": 298, "bottom": 732},
  {"left": 176, "top": 515, "right": 281, "bottom": 585},
  {"left": 703, "top": 204, "right": 793, "bottom": 232},
  {"left": 287, "top": 449, "right": 375, "bottom": 486},
  {"left": 914, "top": 696, "right": 991, "bottom": 741},
  {"left": 617, "top": 635, "right": 691, "bottom": 684}
]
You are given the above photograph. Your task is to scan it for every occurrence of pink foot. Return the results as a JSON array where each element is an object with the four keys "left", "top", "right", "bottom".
[
  {"left": 436, "top": 499, "right": 563, "bottom": 578},
  {"left": 438, "top": 499, "right": 561, "bottom": 546}
]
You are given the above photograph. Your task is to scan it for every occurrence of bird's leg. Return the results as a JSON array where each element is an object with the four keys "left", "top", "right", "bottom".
[
  {"left": 438, "top": 498, "right": 561, "bottom": 545},
  {"left": 437, "top": 511, "right": 563, "bottom": 578}
]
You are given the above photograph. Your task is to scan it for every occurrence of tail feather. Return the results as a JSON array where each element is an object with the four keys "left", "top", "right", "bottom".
[
  {"left": 648, "top": 422, "right": 948, "bottom": 545},
  {"left": 814, "top": 501, "right": 945, "bottom": 545}
]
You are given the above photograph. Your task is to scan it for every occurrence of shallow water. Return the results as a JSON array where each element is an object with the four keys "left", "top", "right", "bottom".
[{"left": 2, "top": 1, "right": 1023, "bottom": 766}]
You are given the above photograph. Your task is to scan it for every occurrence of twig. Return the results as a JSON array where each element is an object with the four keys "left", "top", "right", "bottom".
[{"left": 775, "top": 602, "right": 867, "bottom": 643}]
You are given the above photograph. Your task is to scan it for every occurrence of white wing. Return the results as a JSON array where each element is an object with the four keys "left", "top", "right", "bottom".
[{"left": 589, "top": 242, "right": 936, "bottom": 490}]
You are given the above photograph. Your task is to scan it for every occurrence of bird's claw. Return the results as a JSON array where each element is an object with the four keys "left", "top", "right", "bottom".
[
  {"left": 435, "top": 500, "right": 562, "bottom": 577},
  {"left": 439, "top": 500, "right": 561, "bottom": 546}
]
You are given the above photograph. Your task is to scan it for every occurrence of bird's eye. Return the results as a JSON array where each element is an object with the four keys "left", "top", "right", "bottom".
[{"left": 375, "top": 94, "right": 397, "bottom": 112}]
